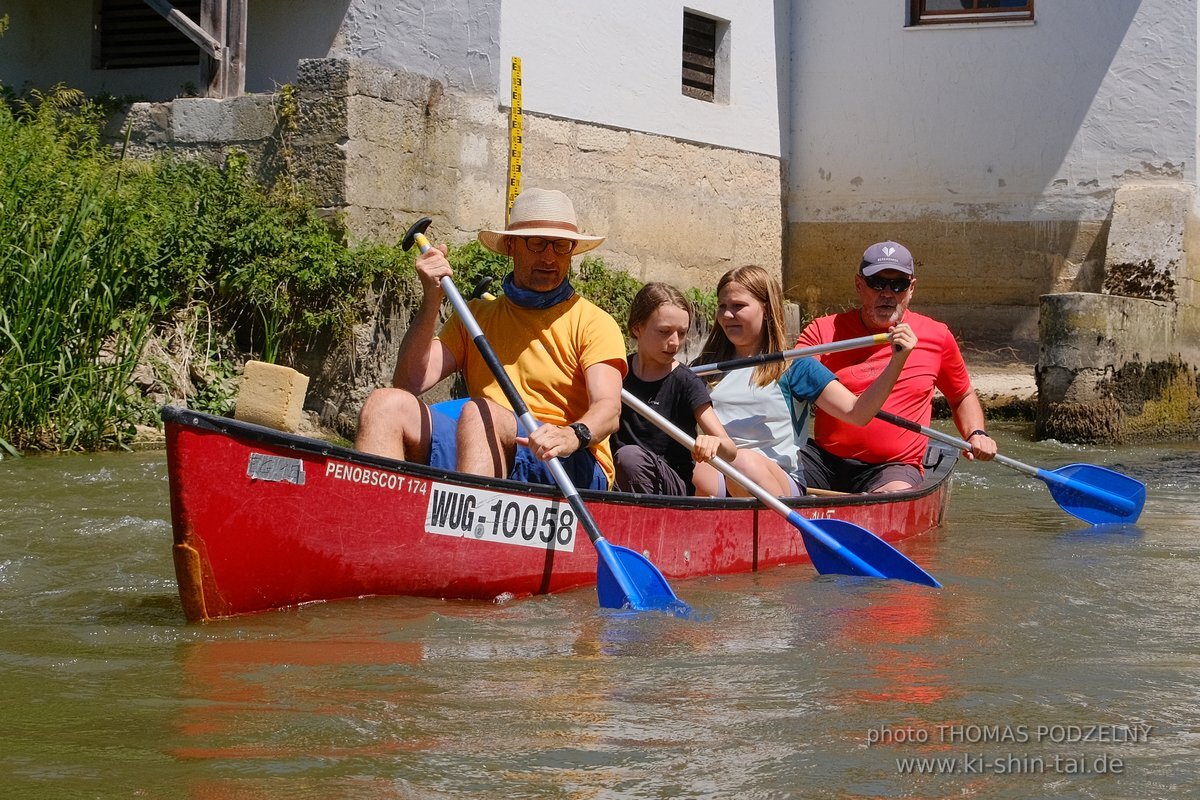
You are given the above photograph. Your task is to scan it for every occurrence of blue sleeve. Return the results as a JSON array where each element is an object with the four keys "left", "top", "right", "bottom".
[
  {"left": 780, "top": 357, "right": 837, "bottom": 442},
  {"left": 781, "top": 357, "right": 836, "bottom": 401}
]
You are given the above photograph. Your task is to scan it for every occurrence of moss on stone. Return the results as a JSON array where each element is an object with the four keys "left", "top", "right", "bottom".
[{"left": 1036, "top": 398, "right": 1124, "bottom": 443}]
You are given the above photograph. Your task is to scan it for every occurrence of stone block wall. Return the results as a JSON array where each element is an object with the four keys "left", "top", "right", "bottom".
[
  {"left": 1035, "top": 183, "right": 1200, "bottom": 443},
  {"left": 112, "top": 95, "right": 282, "bottom": 171},
  {"left": 290, "top": 57, "right": 783, "bottom": 288},
  {"left": 114, "top": 58, "right": 785, "bottom": 433}
]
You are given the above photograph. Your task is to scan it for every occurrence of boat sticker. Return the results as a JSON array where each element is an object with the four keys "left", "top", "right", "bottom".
[
  {"left": 324, "top": 461, "right": 426, "bottom": 494},
  {"left": 246, "top": 453, "right": 306, "bottom": 485},
  {"left": 424, "top": 482, "right": 576, "bottom": 552}
]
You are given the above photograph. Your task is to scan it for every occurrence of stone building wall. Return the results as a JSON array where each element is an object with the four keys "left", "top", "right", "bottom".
[
  {"left": 289, "top": 58, "right": 783, "bottom": 288},
  {"left": 1035, "top": 184, "right": 1200, "bottom": 443}
]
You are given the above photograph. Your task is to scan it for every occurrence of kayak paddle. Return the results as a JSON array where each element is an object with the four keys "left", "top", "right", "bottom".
[
  {"left": 690, "top": 333, "right": 891, "bottom": 376},
  {"left": 403, "top": 217, "right": 690, "bottom": 615},
  {"left": 874, "top": 410, "right": 1145, "bottom": 525},
  {"left": 622, "top": 390, "right": 941, "bottom": 588}
]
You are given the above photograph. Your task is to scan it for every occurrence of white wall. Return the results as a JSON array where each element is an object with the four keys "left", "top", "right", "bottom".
[
  {"left": 787, "top": 0, "right": 1197, "bottom": 222},
  {"left": 334, "top": 0, "right": 500, "bottom": 93},
  {"left": 499, "top": 0, "right": 783, "bottom": 157},
  {"left": 0, "top": 1, "right": 348, "bottom": 99},
  {"left": 247, "top": 0, "right": 349, "bottom": 92}
]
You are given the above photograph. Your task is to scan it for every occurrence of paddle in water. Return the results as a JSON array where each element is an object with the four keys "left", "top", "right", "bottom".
[
  {"left": 621, "top": 390, "right": 941, "bottom": 587},
  {"left": 402, "top": 217, "right": 690, "bottom": 615},
  {"left": 874, "top": 410, "right": 1145, "bottom": 525}
]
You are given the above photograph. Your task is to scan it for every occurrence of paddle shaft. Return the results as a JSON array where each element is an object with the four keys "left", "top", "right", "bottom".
[
  {"left": 410, "top": 231, "right": 647, "bottom": 605},
  {"left": 873, "top": 410, "right": 1138, "bottom": 514},
  {"left": 874, "top": 410, "right": 1029, "bottom": 474},
  {"left": 690, "top": 333, "right": 891, "bottom": 376},
  {"left": 621, "top": 390, "right": 888, "bottom": 579}
]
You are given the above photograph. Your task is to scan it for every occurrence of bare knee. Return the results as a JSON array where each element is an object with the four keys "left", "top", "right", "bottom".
[
  {"left": 728, "top": 450, "right": 790, "bottom": 497},
  {"left": 691, "top": 462, "right": 720, "bottom": 497},
  {"left": 355, "top": 388, "right": 428, "bottom": 460},
  {"left": 457, "top": 399, "right": 517, "bottom": 476}
]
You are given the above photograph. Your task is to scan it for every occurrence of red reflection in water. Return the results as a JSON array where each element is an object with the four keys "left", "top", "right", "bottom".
[
  {"left": 839, "top": 533, "right": 954, "bottom": 706},
  {"left": 172, "top": 606, "right": 432, "bottom": 776}
]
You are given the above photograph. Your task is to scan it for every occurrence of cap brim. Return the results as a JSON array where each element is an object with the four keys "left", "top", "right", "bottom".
[
  {"left": 861, "top": 262, "right": 914, "bottom": 277},
  {"left": 478, "top": 228, "right": 605, "bottom": 256}
]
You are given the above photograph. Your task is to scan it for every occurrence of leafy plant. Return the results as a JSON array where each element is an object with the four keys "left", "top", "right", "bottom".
[
  {"left": 0, "top": 88, "right": 150, "bottom": 450},
  {"left": 0, "top": 85, "right": 410, "bottom": 451}
]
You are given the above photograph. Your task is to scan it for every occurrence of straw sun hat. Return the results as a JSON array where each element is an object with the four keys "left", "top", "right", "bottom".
[{"left": 478, "top": 188, "right": 605, "bottom": 256}]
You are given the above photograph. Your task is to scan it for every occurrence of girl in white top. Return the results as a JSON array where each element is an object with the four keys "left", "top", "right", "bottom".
[{"left": 692, "top": 265, "right": 916, "bottom": 497}]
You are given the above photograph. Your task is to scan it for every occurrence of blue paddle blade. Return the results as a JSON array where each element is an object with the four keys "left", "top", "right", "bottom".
[
  {"left": 790, "top": 513, "right": 941, "bottom": 588},
  {"left": 1040, "top": 463, "right": 1146, "bottom": 525},
  {"left": 595, "top": 541, "right": 692, "bottom": 616}
]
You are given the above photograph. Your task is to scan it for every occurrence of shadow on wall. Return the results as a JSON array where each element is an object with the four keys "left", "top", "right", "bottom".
[
  {"left": 785, "top": 2, "right": 1145, "bottom": 345},
  {"left": 247, "top": 0, "right": 352, "bottom": 93}
]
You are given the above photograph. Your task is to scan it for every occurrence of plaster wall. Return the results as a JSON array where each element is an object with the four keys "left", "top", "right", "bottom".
[
  {"left": 785, "top": 0, "right": 1198, "bottom": 346},
  {"left": 499, "top": 0, "right": 783, "bottom": 157},
  {"left": 332, "top": 0, "right": 499, "bottom": 94}
]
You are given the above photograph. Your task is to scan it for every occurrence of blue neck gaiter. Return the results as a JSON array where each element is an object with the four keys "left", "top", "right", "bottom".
[{"left": 502, "top": 271, "right": 575, "bottom": 309}]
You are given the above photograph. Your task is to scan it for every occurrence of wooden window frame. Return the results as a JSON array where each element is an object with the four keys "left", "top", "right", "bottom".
[
  {"left": 682, "top": 10, "right": 724, "bottom": 103},
  {"left": 910, "top": 1, "right": 1034, "bottom": 26},
  {"left": 95, "top": 0, "right": 202, "bottom": 70}
]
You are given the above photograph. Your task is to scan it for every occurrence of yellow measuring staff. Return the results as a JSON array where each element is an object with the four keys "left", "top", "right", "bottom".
[{"left": 506, "top": 56, "right": 523, "bottom": 223}]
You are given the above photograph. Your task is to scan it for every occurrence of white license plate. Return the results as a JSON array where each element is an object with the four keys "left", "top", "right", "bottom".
[{"left": 424, "top": 482, "right": 577, "bottom": 552}]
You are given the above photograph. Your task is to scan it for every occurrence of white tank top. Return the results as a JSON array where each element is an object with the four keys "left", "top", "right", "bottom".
[{"left": 709, "top": 369, "right": 799, "bottom": 476}]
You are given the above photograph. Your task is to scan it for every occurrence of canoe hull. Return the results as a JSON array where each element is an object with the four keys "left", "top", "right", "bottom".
[{"left": 164, "top": 407, "right": 955, "bottom": 621}]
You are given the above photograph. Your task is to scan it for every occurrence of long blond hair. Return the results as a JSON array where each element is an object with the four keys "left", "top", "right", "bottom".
[{"left": 695, "top": 265, "right": 788, "bottom": 387}]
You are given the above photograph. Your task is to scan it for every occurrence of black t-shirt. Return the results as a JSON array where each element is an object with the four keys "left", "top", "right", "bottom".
[{"left": 614, "top": 355, "right": 715, "bottom": 488}]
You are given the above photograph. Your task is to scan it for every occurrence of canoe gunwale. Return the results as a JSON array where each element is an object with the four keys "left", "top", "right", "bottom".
[{"left": 161, "top": 405, "right": 958, "bottom": 510}]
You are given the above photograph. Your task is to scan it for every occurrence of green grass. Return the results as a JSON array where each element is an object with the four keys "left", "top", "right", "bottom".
[{"left": 0, "top": 83, "right": 710, "bottom": 453}]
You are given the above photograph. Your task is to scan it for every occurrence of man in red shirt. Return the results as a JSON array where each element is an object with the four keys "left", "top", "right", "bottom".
[{"left": 796, "top": 241, "right": 997, "bottom": 492}]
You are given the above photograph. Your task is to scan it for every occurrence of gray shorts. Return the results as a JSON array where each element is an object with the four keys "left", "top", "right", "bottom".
[{"left": 799, "top": 439, "right": 922, "bottom": 493}]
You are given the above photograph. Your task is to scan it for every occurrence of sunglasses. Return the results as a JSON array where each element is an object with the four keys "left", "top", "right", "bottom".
[
  {"left": 862, "top": 274, "right": 912, "bottom": 293},
  {"left": 521, "top": 237, "right": 577, "bottom": 255}
]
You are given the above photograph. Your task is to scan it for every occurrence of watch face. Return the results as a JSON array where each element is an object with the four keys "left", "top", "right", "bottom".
[{"left": 571, "top": 423, "right": 591, "bottom": 446}]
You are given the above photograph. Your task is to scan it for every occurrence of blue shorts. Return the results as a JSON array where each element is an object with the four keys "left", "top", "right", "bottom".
[{"left": 428, "top": 399, "right": 607, "bottom": 491}]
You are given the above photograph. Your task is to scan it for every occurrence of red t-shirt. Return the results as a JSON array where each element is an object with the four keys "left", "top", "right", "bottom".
[{"left": 797, "top": 310, "right": 973, "bottom": 467}]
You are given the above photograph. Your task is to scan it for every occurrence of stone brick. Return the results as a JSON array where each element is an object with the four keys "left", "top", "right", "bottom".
[{"left": 235, "top": 361, "right": 310, "bottom": 433}]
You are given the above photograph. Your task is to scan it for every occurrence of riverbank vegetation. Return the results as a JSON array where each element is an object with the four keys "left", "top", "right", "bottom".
[{"left": 0, "top": 85, "right": 679, "bottom": 455}]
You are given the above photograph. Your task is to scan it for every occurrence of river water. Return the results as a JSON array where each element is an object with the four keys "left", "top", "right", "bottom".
[{"left": 2, "top": 423, "right": 1197, "bottom": 799}]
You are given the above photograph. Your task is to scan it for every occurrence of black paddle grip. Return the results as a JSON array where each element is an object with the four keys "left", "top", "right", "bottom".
[{"left": 875, "top": 410, "right": 922, "bottom": 433}]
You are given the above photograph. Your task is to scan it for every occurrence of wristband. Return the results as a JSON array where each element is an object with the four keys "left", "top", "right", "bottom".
[{"left": 967, "top": 429, "right": 987, "bottom": 440}]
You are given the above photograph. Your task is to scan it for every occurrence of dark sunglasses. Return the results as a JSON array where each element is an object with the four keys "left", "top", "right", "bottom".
[
  {"left": 862, "top": 274, "right": 912, "bottom": 293},
  {"left": 522, "top": 237, "right": 576, "bottom": 255}
]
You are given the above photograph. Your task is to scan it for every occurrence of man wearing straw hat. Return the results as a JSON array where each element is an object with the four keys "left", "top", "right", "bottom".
[{"left": 356, "top": 188, "right": 628, "bottom": 490}]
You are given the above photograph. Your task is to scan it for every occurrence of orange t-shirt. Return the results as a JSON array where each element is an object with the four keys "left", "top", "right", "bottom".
[
  {"left": 797, "top": 310, "right": 973, "bottom": 468},
  {"left": 438, "top": 294, "right": 628, "bottom": 485}
]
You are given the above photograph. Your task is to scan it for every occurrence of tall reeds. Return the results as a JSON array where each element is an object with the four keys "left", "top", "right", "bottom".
[{"left": 0, "top": 90, "right": 149, "bottom": 451}]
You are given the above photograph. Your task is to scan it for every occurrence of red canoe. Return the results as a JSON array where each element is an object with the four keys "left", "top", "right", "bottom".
[{"left": 163, "top": 406, "right": 957, "bottom": 621}]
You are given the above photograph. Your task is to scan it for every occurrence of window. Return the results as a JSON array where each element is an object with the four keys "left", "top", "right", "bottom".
[
  {"left": 910, "top": 0, "right": 1033, "bottom": 26},
  {"left": 682, "top": 11, "right": 728, "bottom": 103},
  {"left": 96, "top": 0, "right": 202, "bottom": 69}
]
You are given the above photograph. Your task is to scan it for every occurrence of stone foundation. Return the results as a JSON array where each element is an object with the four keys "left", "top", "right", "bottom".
[{"left": 1034, "top": 181, "right": 1200, "bottom": 444}]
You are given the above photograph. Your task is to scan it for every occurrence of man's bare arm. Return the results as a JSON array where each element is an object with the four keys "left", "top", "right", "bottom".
[{"left": 392, "top": 245, "right": 459, "bottom": 393}]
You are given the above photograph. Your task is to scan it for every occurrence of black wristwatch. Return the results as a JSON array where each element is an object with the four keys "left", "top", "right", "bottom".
[
  {"left": 967, "top": 429, "right": 988, "bottom": 440},
  {"left": 568, "top": 422, "right": 592, "bottom": 449}
]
